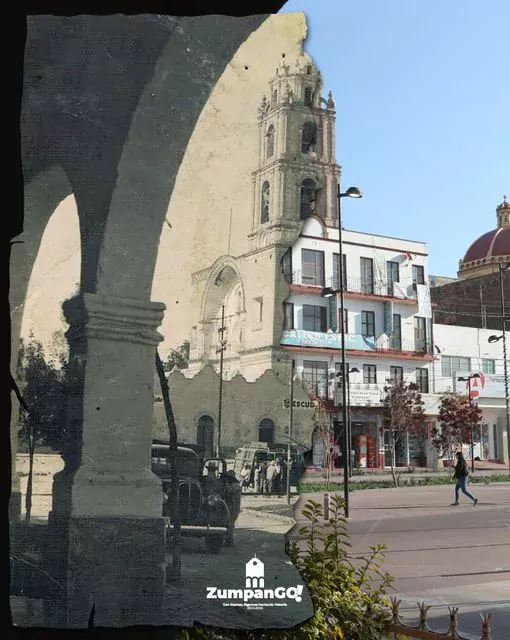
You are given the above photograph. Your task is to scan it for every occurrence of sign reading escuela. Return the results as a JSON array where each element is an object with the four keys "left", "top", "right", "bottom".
[{"left": 283, "top": 399, "right": 319, "bottom": 410}]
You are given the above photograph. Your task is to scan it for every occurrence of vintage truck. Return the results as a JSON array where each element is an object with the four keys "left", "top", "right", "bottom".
[{"left": 151, "top": 441, "right": 241, "bottom": 553}]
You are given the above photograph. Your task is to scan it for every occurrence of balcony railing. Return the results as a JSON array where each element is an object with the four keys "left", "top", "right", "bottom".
[
  {"left": 281, "top": 329, "right": 431, "bottom": 355},
  {"left": 284, "top": 270, "right": 418, "bottom": 300}
]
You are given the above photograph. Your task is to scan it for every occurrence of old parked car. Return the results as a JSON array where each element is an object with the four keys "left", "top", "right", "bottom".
[{"left": 151, "top": 442, "right": 241, "bottom": 554}]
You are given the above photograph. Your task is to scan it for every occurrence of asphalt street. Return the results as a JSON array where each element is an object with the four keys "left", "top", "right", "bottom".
[{"left": 289, "top": 483, "right": 510, "bottom": 640}]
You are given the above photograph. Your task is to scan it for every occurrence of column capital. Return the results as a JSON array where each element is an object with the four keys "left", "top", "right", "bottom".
[{"left": 63, "top": 293, "right": 166, "bottom": 346}]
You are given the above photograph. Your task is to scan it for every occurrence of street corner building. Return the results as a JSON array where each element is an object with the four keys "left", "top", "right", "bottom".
[
  {"left": 10, "top": 11, "right": 315, "bottom": 631},
  {"left": 155, "top": 49, "right": 509, "bottom": 472}
]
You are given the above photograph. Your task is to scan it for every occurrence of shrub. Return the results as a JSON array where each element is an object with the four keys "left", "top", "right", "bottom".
[{"left": 178, "top": 495, "right": 394, "bottom": 640}]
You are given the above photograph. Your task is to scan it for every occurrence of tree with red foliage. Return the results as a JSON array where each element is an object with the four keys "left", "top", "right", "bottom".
[
  {"left": 382, "top": 378, "right": 427, "bottom": 486},
  {"left": 431, "top": 391, "right": 483, "bottom": 474}
]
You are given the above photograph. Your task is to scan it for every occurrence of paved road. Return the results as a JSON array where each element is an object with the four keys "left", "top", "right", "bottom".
[{"left": 288, "top": 484, "right": 510, "bottom": 640}]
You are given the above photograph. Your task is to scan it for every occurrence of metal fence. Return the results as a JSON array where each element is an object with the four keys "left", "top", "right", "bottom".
[{"left": 385, "top": 597, "right": 493, "bottom": 640}]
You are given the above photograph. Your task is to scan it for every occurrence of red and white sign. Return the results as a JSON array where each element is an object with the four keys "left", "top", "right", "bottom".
[{"left": 455, "top": 372, "right": 506, "bottom": 400}]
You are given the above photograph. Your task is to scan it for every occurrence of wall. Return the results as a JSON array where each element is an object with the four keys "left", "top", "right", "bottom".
[
  {"left": 153, "top": 365, "right": 319, "bottom": 454},
  {"left": 431, "top": 271, "right": 508, "bottom": 331}
]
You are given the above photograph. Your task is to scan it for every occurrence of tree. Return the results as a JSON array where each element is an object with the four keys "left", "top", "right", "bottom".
[
  {"left": 164, "top": 340, "right": 190, "bottom": 372},
  {"left": 430, "top": 391, "right": 483, "bottom": 475},
  {"left": 17, "top": 331, "right": 69, "bottom": 521},
  {"left": 382, "top": 378, "right": 427, "bottom": 486},
  {"left": 312, "top": 402, "right": 336, "bottom": 490}
]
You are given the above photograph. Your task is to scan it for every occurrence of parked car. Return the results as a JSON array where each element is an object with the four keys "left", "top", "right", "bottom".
[{"left": 151, "top": 442, "right": 241, "bottom": 554}]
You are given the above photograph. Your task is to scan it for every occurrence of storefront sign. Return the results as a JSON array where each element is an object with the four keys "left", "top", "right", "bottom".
[
  {"left": 348, "top": 388, "right": 384, "bottom": 407},
  {"left": 454, "top": 372, "right": 507, "bottom": 399},
  {"left": 281, "top": 329, "right": 376, "bottom": 351},
  {"left": 282, "top": 399, "right": 319, "bottom": 410}
]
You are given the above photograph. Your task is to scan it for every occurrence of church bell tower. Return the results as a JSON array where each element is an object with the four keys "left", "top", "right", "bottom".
[{"left": 250, "top": 53, "right": 342, "bottom": 251}]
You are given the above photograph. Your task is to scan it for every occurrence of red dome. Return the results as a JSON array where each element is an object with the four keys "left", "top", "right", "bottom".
[{"left": 462, "top": 227, "right": 510, "bottom": 263}]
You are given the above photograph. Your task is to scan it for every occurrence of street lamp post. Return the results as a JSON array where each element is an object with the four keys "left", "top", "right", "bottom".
[
  {"left": 488, "top": 262, "right": 510, "bottom": 477},
  {"left": 216, "top": 304, "right": 227, "bottom": 458},
  {"left": 321, "top": 184, "right": 362, "bottom": 518},
  {"left": 336, "top": 366, "right": 360, "bottom": 477},
  {"left": 457, "top": 373, "right": 481, "bottom": 472},
  {"left": 286, "top": 359, "right": 296, "bottom": 506}
]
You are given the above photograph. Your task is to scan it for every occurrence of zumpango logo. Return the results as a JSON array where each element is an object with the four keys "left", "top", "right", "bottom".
[{"left": 206, "top": 555, "right": 304, "bottom": 609}]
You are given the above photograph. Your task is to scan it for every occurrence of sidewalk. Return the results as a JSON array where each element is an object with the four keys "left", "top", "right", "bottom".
[{"left": 301, "top": 462, "right": 509, "bottom": 484}]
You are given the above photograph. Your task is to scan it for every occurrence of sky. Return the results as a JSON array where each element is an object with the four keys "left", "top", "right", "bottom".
[
  {"left": 280, "top": 0, "right": 509, "bottom": 277},
  {"left": 19, "top": 5, "right": 508, "bottom": 352}
]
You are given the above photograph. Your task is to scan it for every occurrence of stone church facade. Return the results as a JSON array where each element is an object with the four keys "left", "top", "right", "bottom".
[{"left": 185, "top": 54, "right": 341, "bottom": 383}]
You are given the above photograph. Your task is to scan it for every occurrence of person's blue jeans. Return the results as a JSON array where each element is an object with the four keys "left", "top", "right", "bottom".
[{"left": 455, "top": 476, "right": 476, "bottom": 502}]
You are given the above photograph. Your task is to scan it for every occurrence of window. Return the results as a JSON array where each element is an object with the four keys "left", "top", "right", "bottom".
[
  {"left": 300, "top": 179, "right": 316, "bottom": 218},
  {"left": 197, "top": 415, "right": 215, "bottom": 459},
  {"left": 302, "top": 361, "right": 328, "bottom": 399},
  {"left": 416, "top": 368, "right": 429, "bottom": 393},
  {"left": 301, "top": 121, "right": 317, "bottom": 153},
  {"left": 361, "top": 311, "right": 375, "bottom": 338},
  {"left": 266, "top": 125, "right": 275, "bottom": 157},
  {"left": 260, "top": 181, "right": 270, "bottom": 223},
  {"left": 306, "top": 65, "right": 312, "bottom": 75},
  {"left": 360, "top": 257, "right": 374, "bottom": 294},
  {"left": 481, "top": 358, "right": 495, "bottom": 374},
  {"left": 271, "top": 89, "right": 277, "bottom": 106},
  {"left": 304, "top": 86, "right": 312, "bottom": 106},
  {"left": 332, "top": 253, "right": 348, "bottom": 290},
  {"left": 303, "top": 305, "right": 327, "bottom": 332},
  {"left": 386, "top": 261, "right": 400, "bottom": 296},
  {"left": 390, "top": 314, "right": 402, "bottom": 350},
  {"left": 259, "top": 418, "right": 275, "bottom": 444},
  {"left": 301, "top": 248, "right": 325, "bottom": 286},
  {"left": 412, "top": 264, "right": 425, "bottom": 285},
  {"left": 414, "top": 317, "right": 427, "bottom": 352},
  {"left": 282, "top": 248, "right": 293, "bottom": 284},
  {"left": 254, "top": 297, "right": 263, "bottom": 323},
  {"left": 363, "top": 364, "right": 377, "bottom": 384},
  {"left": 390, "top": 366, "right": 403, "bottom": 381},
  {"left": 283, "top": 302, "right": 294, "bottom": 330},
  {"left": 338, "top": 308, "right": 348, "bottom": 334},
  {"left": 441, "top": 356, "right": 471, "bottom": 378}
]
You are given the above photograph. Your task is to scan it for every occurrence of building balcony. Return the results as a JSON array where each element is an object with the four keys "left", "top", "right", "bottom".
[
  {"left": 281, "top": 329, "right": 434, "bottom": 361},
  {"left": 284, "top": 270, "right": 419, "bottom": 304}
]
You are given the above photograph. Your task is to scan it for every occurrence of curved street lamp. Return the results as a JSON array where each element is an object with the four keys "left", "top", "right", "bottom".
[{"left": 320, "top": 185, "right": 363, "bottom": 517}]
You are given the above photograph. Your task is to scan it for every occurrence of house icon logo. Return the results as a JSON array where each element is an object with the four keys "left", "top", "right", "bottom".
[{"left": 245, "top": 555, "right": 265, "bottom": 588}]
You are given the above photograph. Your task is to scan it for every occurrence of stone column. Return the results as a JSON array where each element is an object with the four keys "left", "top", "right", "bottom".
[{"left": 45, "top": 292, "right": 167, "bottom": 628}]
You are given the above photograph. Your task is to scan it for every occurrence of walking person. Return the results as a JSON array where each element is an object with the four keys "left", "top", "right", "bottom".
[
  {"left": 259, "top": 461, "right": 268, "bottom": 493},
  {"left": 451, "top": 451, "right": 478, "bottom": 506},
  {"left": 240, "top": 463, "right": 251, "bottom": 492}
]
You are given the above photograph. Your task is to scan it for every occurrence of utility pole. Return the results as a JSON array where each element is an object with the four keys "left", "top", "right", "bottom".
[
  {"left": 216, "top": 304, "right": 227, "bottom": 458},
  {"left": 286, "top": 359, "right": 295, "bottom": 505}
]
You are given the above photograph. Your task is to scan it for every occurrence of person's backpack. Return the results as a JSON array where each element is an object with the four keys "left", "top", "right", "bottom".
[{"left": 461, "top": 461, "right": 469, "bottom": 477}]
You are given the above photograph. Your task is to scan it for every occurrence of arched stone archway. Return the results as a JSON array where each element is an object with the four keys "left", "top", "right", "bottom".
[
  {"left": 198, "top": 260, "right": 247, "bottom": 372},
  {"left": 14, "top": 12, "right": 279, "bottom": 629}
]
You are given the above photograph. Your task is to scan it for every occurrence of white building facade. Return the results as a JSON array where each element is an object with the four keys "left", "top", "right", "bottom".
[
  {"left": 280, "top": 216, "right": 436, "bottom": 469},
  {"left": 431, "top": 324, "right": 509, "bottom": 464}
]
